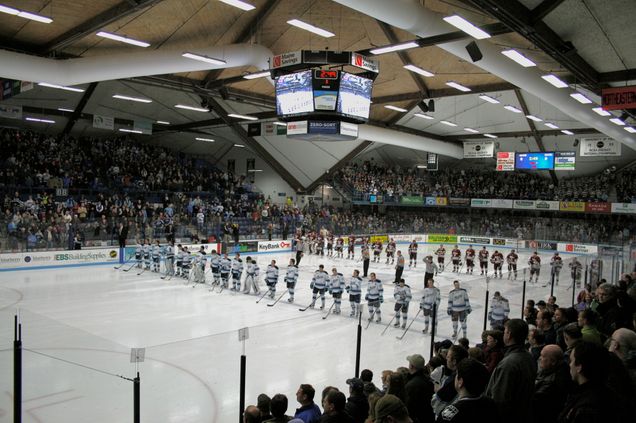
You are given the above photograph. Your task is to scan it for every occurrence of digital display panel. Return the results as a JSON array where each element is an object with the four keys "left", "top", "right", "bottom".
[
  {"left": 554, "top": 151, "right": 576, "bottom": 170},
  {"left": 275, "top": 70, "right": 314, "bottom": 115},
  {"left": 313, "top": 70, "right": 339, "bottom": 111},
  {"left": 515, "top": 152, "right": 555, "bottom": 170},
  {"left": 337, "top": 72, "right": 373, "bottom": 119}
]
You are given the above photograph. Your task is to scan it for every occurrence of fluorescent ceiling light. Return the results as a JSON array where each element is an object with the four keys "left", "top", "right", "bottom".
[
  {"left": 287, "top": 19, "right": 335, "bottom": 38},
  {"left": 385, "top": 105, "right": 408, "bottom": 112},
  {"left": 526, "top": 115, "right": 543, "bottom": 122},
  {"left": 247, "top": 169, "right": 263, "bottom": 172},
  {"left": 442, "top": 15, "right": 491, "bottom": 39},
  {"left": 119, "top": 128, "right": 143, "bottom": 134},
  {"left": 57, "top": 108, "right": 74, "bottom": 112},
  {"left": 96, "top": 31, "right": 150, "bottom": 48},
  {"left": 446, "top": 81, "right": 471, "bottom": 92},
  {"left": 113, "top": 94, "right": 152, "bottom": 103},
  {"left": 541, "top": 74, "right": 569, "bottom": 88},
  {"left": 504, "top": 105, "right": 522, "bottom": 113},
  {"left": 483, "top": 133, "right": 497, "bottom": 138},
  {"left": 228, "top": 113, "right": 258, "bottom": 121},
  {"left": 501, "top": 49, "right": 536, "bottom": 67},
  {"left": 25, "top": 117, "right": 55, "bottom": 124},
  {"left": 592, "top": 107, "right": 611, "bottom": 117},
  {"left": 218, "top": 0, "right": 255, "bottom": 11},
  {"left": 370, "top": 41, "right": 419, "bottom": 55},
  {"left": 416, "top": 165, "right": 427, "bottom": 169},
  {"left": 414, "top": 113, "right": 434, "bottom": 120},
  {"left": 195, "top": 137, "right": 215, "bottom": 142},
  {"left": 610, "top": 117, "right": 625, "bottom": 126},
  {"left": 234, "top": 144, "right": 246, "bottom": 148},
  {"left": 561, "top": 130, "right": 574, "bottom": 135},
  {"left": 156, "top": 120, "right": 171, "bottom": 125},
  {"left": 0, "top": 5, "right": 53, "bottom": 23},
  {"left": 624, "top": 127, "right": 636, "bottom": 133},
  {"left": 273, "top": 121, "right": 287, "bottom": 126},
  {"left": 0, "top": 5, "right": 18, "bottom": 15},
  {"left": 182, "top": 52, "right": 226, "bottom": 65},
  {"left": 403, "top": 64, "right": 434, "bottom": 77},
  {"left": 175, "top": 104, "right": 210, "bottom": 112},
  {"left": 440, "top": 120, "right": 457, "bottom": 127},
  {"left": 464, "top": 128, "right": 479, "bottom": 133},
  {"left": 38, "top": 82, "right": 85, "bottom": 93},
  {"left": 544, "top": 122, "right": 559, "bottom": 129},
  {"left": 243, "top": 71, "right": 270, "bottom": 80},
  {"left": 479, "top": 94, "right": 500, "bottom": 104},
  {"left": 570, "top": 93, "right": 592, "bottom": 104}
]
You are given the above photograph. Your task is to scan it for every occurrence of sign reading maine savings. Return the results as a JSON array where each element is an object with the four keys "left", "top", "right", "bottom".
[{"left": 0, "top": 248, "right": 119, "bottom": 270}]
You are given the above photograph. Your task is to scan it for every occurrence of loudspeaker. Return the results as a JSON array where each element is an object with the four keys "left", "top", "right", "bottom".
[
  {"left": 419, "top": 100, "right": 429, "bottom": 113},
  {"left": 428, "top": 99, "right": 435, "bottom": 112},
  {"left": 466, "top": 41, "right": 483, "bottom": 62},
  {"left": 219, "top": 87, "right": 230, "bottom": 100},
  {"left": 573, "top": 139, "right": 579, "bottom": 147}
]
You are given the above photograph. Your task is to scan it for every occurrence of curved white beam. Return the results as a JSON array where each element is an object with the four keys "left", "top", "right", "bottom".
[
  {"left": 0, "top": 44, "right": 272, "bottom": 86},
  {"left": 333, "top": 0, "right": 636, "bottom": 150},
  {"left": 359, "top": 125, "right": 464, "bottom": 159}
]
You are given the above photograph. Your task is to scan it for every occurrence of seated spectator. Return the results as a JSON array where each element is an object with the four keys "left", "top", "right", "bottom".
[
  {"left": 467, "top": 347, "right": 485, "bottom": 364},
  {"left": 295, "top": 384, "right": 321, "bottom": 423},
  {"left": 456, "top": 338, "right": 469, "bottom": 350},
  {"left": 374, "top": 394, "right": 411, "bottom": 423},
  {"left": 320, "top": 390, "right": 352, "bottom": 423},
  {"left": 265, "top": 394, "right": 292, "bottom": 423},
  {"left": 437, "top": 358, "right": 500, "bottom": 422},
  {"left": 344, "top": 378, "right": 368, "bottom": 423},
  {"left": 577, "top": 310, "right": 603, "bottom": 345},
  {"left": 533, "top": 345, "right": 572, "bottom": 423},
  {"left": 404, "top": 354, "right": 434, "bottom": 423},
  {"left": 245, "top": 405, "right": 263, "bottom": 423}
]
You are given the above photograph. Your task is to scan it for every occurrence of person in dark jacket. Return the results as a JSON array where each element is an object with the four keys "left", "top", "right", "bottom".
[
  {"left": 485, "top": 319, "right": 536, "bottom": 423},
  {"left": 432, "top": 346, "right": 468, "bottom": 417},
  {"left": 258, "top": 394, "right": 273, "bottom": 422},
  {"left": 533, "top": 344, "right": 572, "bottom": 423},
  {"left": 344, "top": 378, "right": 368, "bottom": 423},
  {"left": 295, "top": 384, "right": 321, "bottom": 423},
  {"left": 320, "top": 390, "right": 353, "bottom": 423},
  {"left": 404, "top": 354, "right": 434, "bottom": 423},
  {"left": 264, "top": 394, "right": 293, "bottom": 423}
]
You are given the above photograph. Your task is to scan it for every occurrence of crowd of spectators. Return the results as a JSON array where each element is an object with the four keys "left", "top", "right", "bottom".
[
  {"left": 245, "top": 274, "right": 636, "bottom": 423},
  {"left": 337, "top": 161, "right": 616, "bottom": 202},
  {"left": 616, "top": 169, "right": 636, "bottom": 203}
]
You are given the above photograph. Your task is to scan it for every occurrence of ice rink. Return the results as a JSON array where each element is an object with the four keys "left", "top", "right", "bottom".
[{"left": 0, "top": 244, "right": 583, "bottom": 422}]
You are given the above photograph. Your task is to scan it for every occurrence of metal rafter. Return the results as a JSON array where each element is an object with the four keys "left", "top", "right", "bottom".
[
  {"left": 305, "top": 141, "right": 374, "bottom": 193},
  {"left": 61, "top": 82, "right": 98, "bottom": 135},
  {"left": 158, "top": 111, "right": 278, "bottom": 132},
  {"left": 372, "top": 82, "right": 517, "bottom": 105},
  {"left": 42, "top": 0, "right": 166, "bottom": 53},
  {"left": 530, "top": 0, "right": 567, "bottom": 23},
  {"left": 453, "top": 127, "right": 599, "bottom": 140}
]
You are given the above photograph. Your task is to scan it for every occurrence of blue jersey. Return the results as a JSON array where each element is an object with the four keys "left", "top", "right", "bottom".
[{"left": 420, "top": 287, "right": 441, "bottom": 310}]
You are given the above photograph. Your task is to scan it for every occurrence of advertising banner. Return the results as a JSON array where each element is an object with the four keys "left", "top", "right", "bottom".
[
  {"left": 459, "top": 236, "right": 491, "bottom": 245},
  {"left": 496, "top": 152, "right": 515, "bottom": 171},
  {"left": 554, "top": 151, "right": 576, "bottom": 170},
  {"left": 580, "top": 137, "right": 621, "bottom": 156},
  {"left": 559, "top": 201, "right": 586, "bottom": 212},
  {"left": 271, "top": 50, "right": 302, "bottom": 69},
  {"left": 557, "top": 243, "right": 599, "bottom": 254},
  {"left": 428, "top": 234, "right": 457, "bottom": 243},
  {"left": 471, "top": 199, "right": 492, "bottom": 208},
  {"left": 527, "top": 241, "right": 557, "bottom": 251},
  {"left": 436, "top": 197, "right": 448, "bottom": 206},
  {"left": 369, "top": 235, "right": 389, "bottom": 244},
  {"left": 400, "top": 196, "right": 423, "bottom": 205},
  {"left": 513, "top": 200, "right": 536, "bottom": 210},
  {"left": 490, "top": 199, "right": 513, "bottom": 209},
  {"left": 425, "top": 197, "right": 436, "bottom": 206},
  {"left": 611, "top": 203, "right": 636, "bottom": 214},
  {"left": 463, "top": 140, "right": 494, "bottom": 158},
  {"left": 225, "top": 241, "right": 259, "bottom": 254},
  {"left": 0, "top": 248, "right": 119, "bottom": 270},
  {"left": 390, "top": 234, "right": 424, "bottom": 242},
  {"left": 534, "top": 200, "right": 560, "bottom": 211},
  {"left": 491, "top": 238, "right": 506, "bottom": 246},
  {"left": 449, "top": 198, "right": 470, "bottom": 207},
  {"left": 585, "top": 202, "right": 611, "bottom": 213},
  {"left": 257, "top": 240, "right": 292, "bottom": 252}
]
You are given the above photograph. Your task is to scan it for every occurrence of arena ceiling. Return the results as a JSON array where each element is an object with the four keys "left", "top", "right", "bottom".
[{"left": 0, "top": 0, "right": 635, "bottom": 191}]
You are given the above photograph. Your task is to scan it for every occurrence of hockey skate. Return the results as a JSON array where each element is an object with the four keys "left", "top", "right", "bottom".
[
  {"left": 376, "top": 317, "right": 381, "bottom": 323},
  {"left": 394, "top": 320, "right": 400, "bottom": 327},
  {"left": 287, "top": 297, "right": 294, "bottom": 303},
  {"left": 452, "top": 331, "right": 458, "bottom": 339},
  {"left": 401, "top": 322, "right": 406, "bottom": 329},
  {"left": 422, "top": 326, "right": 429, "bottom": 334},
  {"left": 350, "top": 310, "right": 355, "bottom": 317}
]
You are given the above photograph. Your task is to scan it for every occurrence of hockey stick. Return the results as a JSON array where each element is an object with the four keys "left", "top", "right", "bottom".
[
  {"left": 381, "top": 314, "right": 398, "bottom": 335},
  {"left": 122, "top": 262, "right": 137, "bottom": 272},
  {"left": 321, "top": 301, "right": 337, "bottom": 319},
  {"left": 256, "top": 289, "right": 270, "bottom": 304},
  {"left": 365, "top": 306, "right": 379, "bottom": 330},
  {"left": 114, "top": 257, "right": 134, "bottom": 270},
  {"left": 267, "top": 291, "right": 287, "bottom": 307},
  {"left": 396, "top": 309, "right": 422, "bottom": 340},
  {"left": 136, "top": 268, "right": 146, "bottom": 276},
  {"left": 299, "top": 300, "right": 315, "bottom": 311}
]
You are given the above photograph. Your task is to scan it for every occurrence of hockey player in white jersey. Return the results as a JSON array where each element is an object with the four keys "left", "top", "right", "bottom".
[
  {"left": 448, "top": 280, "right": 471, "bottom": 339},
  {"left": 328, "top": 268, "right": 346, "bottom": 314},
  {"left": 265, "top": 260, "right": 279, "bottom": 299},
  {"left": 420, "top": 279, "right": 441, "bottom": 334},
  {"left": 175, "top": 244, "right": 184, "bottom": 276},
  {"left": 163, "top": 240, "right": 175, "bottom": 277},
  {"left": 135, "top": 240, "right": 143, "bottom": 269},
  {"left": 231, "top": 253, "right": 244, "bottom": 291},
  {"left": 219, "top": 253, "right": 232, "bottom": 288},
  {"left": 488, "top": 291, "right": 510, "bottom": 329},
  {"left": 346, "top": 270, "right": 363, "bottom": 317},
  {"left": 528, "top": 252, "right": 541, "bottom": 283},
  {"left": 181, "top": 246, "right": 192, "bottom": 279},
  {"left": 366, "top": 272, "right": 384, "bottom": 323},
  {"left": 193, "top": 247, "right": 206, "bottom": 284},
  {"left": 210, "top": 250, "right": 221, "bottom": 286},
  {"left": 243, "top": 257, "right": 260, "bottom": 294},
  {"left": 393, "top": 279, "right": 412, "bottom": 329},
  {"left": 285, "top": 258, "right": 299, "bottom": 302},
  {"left": 550, "top": 252, "right": 563, "bottom": 285},
  {"left": 151, "top": 240, "right": 161, "bottom": 273},
  {"left": 309, "top": 264, "right": 329, "bottom": 309},
  {"left": 142, "top": 239, "right": 151, "bottom": 270}
]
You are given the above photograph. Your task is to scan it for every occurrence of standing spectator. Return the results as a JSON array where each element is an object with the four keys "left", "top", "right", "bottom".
[
  {"left": 537, "top": 310, "right": 557, "bottom": 345},
  {"left": 117, "top": 222, "right": 128, "bottom": 248},
  {"left": 294, "top": 384, "right": 321, "bottom": 423},
  {"left": 404, "top": 354, "right": 434, "bottom": 423},
  {"left": 360, "top": 369, "right": 379, "bottom": 398},
  {"left": 577, "top": 310, "right": 603, "bottom": 345},
  {"left": 533, "top": 345, "right": 571, "bottom": 423},
  {"left": 244, "top": 405, "right": 262, "bottom": 423},
  {"left": 320, "top": 390, "right": 352, "bottom": 423},
  {"left": 344, "top": 378, "right": 368, "bottom": 423},
  {"left": 432, "top": 345, "right": 468, "bottom": 416},
  {"left": 608, "top": 328, "right": 636, "bottom": 387},
  {"left": 596, "top": 283, "right": 631, "bottom": 336},
  {"left": 485, "top": 319, "right": 536, "bottom": 423},
  {"left": 265, "top": 394, "right": 292, "bottom": 422},
  {"left": 258, "top": 394, "right": 273, "bottom": 422},
  {"left": 483, "top": 330, "right": 504, "bottom": 374}
]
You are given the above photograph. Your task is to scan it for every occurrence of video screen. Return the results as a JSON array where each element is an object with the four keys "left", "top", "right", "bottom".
[
  {"left": 337, "top": 72, "right": 373, "bottom": 119},
  {"left": 515, "top": 152, "right": 555, "bottom": 170},
  {"left": 554, "top": 151, "right": 575, "bottom": 170},
  {"left": 275, "top": 70, "right": 314, "bottom": 115}
]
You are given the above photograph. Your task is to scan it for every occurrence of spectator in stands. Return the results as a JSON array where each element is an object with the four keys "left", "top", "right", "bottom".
[
  {"left": 404, "top": 354, "right": 434, "bottom": 423},
  {"left": 320, "top": 390, "right": 351, "bottom": 423},
  {"left": 533, "top": 345, "right": 571, "bottom": 423},
  {"left": 432, "top": 345, "right": 468, "bottom": 417},
  {"left": 360, "top": 369, "right": 380, "bottom": 398},
  {"left": 295, "top": 384, "right": 321, "bottom": 423},
  {"left": 483, "top": 330, "right": 504, "bottom": 374},
  {"left": 244, "top": 405, "right": 262, "bottom": 423},
  {"left": 554, "top": 308, "right": 570, "bottom": 350},
  {"left": 596, "top": 283, "right": 627, "bottom": 336},
  {"left": 265, "top": 393, "right": 292, "bottom": 422},
  {"left": 385, "top": 373, "right": 407, "bottom": 404},
  {"left": 537, "top": 310, "right": 557, "bottom": 345},
  {"left": 373, "top": 394, "right": 411, "bottom": 423},
  {"left": 608, "top": 328, "right": 636, "bottom": 385},
  {"left": 485, "top": 319, "right": 536, "bottom": 423},
  {"left": 344, "top": 378, "right": 368, "bottom": 423},
  {"left": 577, "top": 309, "right": 603, "bottom": 344},
  {"left": 258, "top": 394, "right": 273, "bottom": 422},
  {"left": 528, "top": 326, "right": 546, "bottom": 365}
]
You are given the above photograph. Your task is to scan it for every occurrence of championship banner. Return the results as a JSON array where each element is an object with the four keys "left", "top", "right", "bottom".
[
  {"left": 580, "top": 137, "right": 621, "bottom": 156},
  {"left": 400, "top": 196, "right": 423, "bottom": 205},
  {"left": 611, "top": 203, "right": 636, "bottom": 214},
  {"left": 471, "top": 199, "right": 491, "bottom": 208},
  {"left": 514, "top": 200, "right": 536, "bottom": 210},
  {"left": 428, "top": 234, "right": 457, "bottom": 243},
  {"left": 0, "top": 104, "right": 22, "bottom": 120},
  {"left": 93, "top": 114, "right": 114, "bottom": 130},
  {"left": 496, "top": 152, "right": 515, "bottom": 171},
  {"left": 369, "top": 235, "right": 389, "bottom": 244},
  {"left": 585, "top": 202, "right": 610, "bottom": 213},
  {"left": 463, "top": 141, "right": 494, "bottom": 158},
  {"left": 559, "top": 201, "right": 586, "bottom": 212}
]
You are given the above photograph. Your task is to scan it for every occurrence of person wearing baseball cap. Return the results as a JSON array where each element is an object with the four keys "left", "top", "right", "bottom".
[
  {"left": 405, "top": 354, "right": 434, "bottom": 423},
  {"left": 374, "top": 394, "right": 412, "bottom": 422},
  {"left": 345, "top": 378, "right": 368, "bottom": 423}
]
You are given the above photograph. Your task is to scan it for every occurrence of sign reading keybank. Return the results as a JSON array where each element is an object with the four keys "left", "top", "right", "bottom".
[{"left": 257, "top": 240, "right": 292, "bottom": 252}]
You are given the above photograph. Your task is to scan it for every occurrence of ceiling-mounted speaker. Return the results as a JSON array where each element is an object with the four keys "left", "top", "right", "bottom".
[
  {"left": 219, "top": 87, "right": 230, "bottom": 100},
  {"left": 419, "top": 100, "right": 429, "bottom": 113},
  {"left": 465, "top": 41, "right": 483, "bottom": 63},
  {"left": 573, "top": 139, "right": 579, "bottom": 147},
  {"left": 428, "top": 99, "right": 435, "bottom": 112}
]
